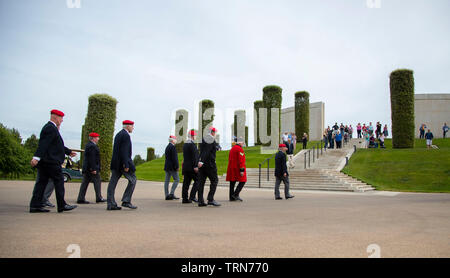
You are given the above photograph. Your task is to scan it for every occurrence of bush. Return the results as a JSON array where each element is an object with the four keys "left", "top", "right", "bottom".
[
  {"left": 147, "top": 147, "right": 156, "bottom": 162},
  {"left": 133, "top": 154, "right": 146, "bottom": 167},
  {"left": 253, "top": 100, "right": 263, "bottom": 145},
  {"left": 262, "top": 85, "right": 282, "bottom": 146},
  {"left": 0, "top": 124, "right": 32, "bottom": 178},
  {"left": 200, "top": 99, "right": 215, "bottom": 137},
  {"left": 390, "top": 69, "right": 415, "bottom": 148},
  {"left": 295, "top": 91, "right": 310, "bottom": 142},
  {"left": 80, "top": 94, "right": 118, "bottom": 181}
]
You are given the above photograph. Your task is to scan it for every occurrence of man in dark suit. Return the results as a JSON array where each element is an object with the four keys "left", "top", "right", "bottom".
[
  {"left": 29, "top": 109, "right": 78, "bottom": 213},
  {"left": 164, "top": 135, "right": 180, "bottom": 200},
  {"left": 181, "top": 129, "right": 199, "bottom": 203},
  {"left": 106, "top": 120, "right": 137, "bottom": 210},
  {"left": 76, "top": 132, "right": 106, "bottom": 204},
  {"left": 197, "top": 127, "right": 221, "bottom": 207},
  {"left": 274, "top": 144, "right": 294, "bottom": 200}
]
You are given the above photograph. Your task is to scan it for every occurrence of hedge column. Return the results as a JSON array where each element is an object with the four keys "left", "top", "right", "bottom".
[
  {"left": 262, "top": 85, "right": 282, "bottom": 146},
  {"left": 175, "top": 109, "right": 188, "bottom": 153},
  {"left": 253, "top": 100, "right": 263, "bottom": 145},
  {"left": 390, "top": 69, "right": 415, "bottom": 148},
  {"left": 295, "top": 91, "right": 310, "bottom": 142},
  {"left": 81, "top": 94, "right": 117, "bottom": 181},
  {"left": 146, "top": 147, "right": 155, "bottom": 162},
  {"left": 199, "top": 99, "right": 215, "bottom": 140}
]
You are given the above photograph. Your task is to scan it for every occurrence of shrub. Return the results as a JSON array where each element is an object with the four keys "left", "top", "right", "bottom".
[
  {"left": 147, "top": 147, "right": 156, "bottom": 162},
  {"left": 390, "top": 69, "right": 415, "bottom": 148},
  {"left": 80, "top": 94, "right": 118, "bottom": 181},
  {"left": 295, "top": 91, "right": 310, "bottom": 142},
  {"left": 262, "top": 85, "right": 282, "bottom": 146}
]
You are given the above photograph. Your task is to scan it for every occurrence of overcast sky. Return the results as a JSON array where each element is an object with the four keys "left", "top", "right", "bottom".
[{"left": 1, "top": 0, "right": 449, "bottom": 157}]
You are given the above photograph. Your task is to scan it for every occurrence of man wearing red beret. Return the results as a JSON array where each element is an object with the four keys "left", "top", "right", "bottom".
[
  {"left": 107, "top": 120, "right": 137, "bottom": 210},
  {"left": 29, "top": 109, "right": 78, "bottom": 213},
  {"left": 76, "top": 132, "right": 106, "bottom": 204},
  {"left": 274, "top": 144, "right": 295, "bottom": 200}
]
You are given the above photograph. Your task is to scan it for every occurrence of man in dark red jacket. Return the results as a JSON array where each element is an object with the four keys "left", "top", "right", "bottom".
[{"left": 226, "top": 137, "right": 247, "bottom": 201}]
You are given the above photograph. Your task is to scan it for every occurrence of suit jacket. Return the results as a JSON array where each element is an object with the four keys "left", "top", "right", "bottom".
[
  {"left": 182, "top": 139, "right": 199, "bottom": 174},
  {"left": 164, "top": 143, "right": 179, "bottom": 172},
  {"left": 110, "top": 129, "right": 135, "bottom": 173},
  {"left": 82, "top": 141, "right": 101, "bottom": 174},
  {"left": 274, "top": 151, "right": 288, "bottom": 178},
  {"left": 34, "top": 121, "right": 72, "bottom": 166},
  {"left": 199, "top": 134, "right": 217, "bottom": 169}
]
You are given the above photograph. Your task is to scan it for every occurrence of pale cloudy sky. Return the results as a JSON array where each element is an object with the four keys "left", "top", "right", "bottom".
[{"left": 1, "top": 0, "right": 449, "bottom": 157}]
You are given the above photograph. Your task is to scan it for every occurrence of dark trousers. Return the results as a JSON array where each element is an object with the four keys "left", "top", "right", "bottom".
[
  {"left": 182, "top": 171, "right": 199, "bottom": 201},
  {"left": 420, "top": 130, "right": 425, "bottom": 139},
  {"left": 41, "top": 177, "right": 54, "bottom": 205},
  {"left": 30, "top": 163, "right": 66, "bottom": 209},
  {"left": 198, "top": 166, "right": 218, "bottom": 203},
  {"left": 357, "top": 130, "right": 361, "bottom": 138},
  {"left": 302, "top": 141, "right": 307, "bottom": 149},
  {"left": 229, "top": 181, "right": 245, "bottom": 199},
  {"left": 107, "top": 169, "right": 137, "bottom": 207},
  {"left": 77, "top": 172, "right": 103, "bottom": 202}
]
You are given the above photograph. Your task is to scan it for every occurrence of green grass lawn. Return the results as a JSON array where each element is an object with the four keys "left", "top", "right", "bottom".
[
  {"left": 342, "top": 138, "right": 450, "bottom": 193},
  {"left": 136, "top": 141, "right": 320, "bottom": 182}
]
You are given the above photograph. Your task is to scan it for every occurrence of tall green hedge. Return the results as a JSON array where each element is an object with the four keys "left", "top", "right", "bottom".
[
  {"left": 200, "top": 99, "right": 215, "bottom": 137},
  {"left": 175, "top": 110, "right": 188, "bottom": 153},
  {"left": 262, "top": 85, "right": 282, "bottom": 146},
  {"left": 253, "top": 100, "right": 263, "bottom": 145},
  {"left": 81, "top": 94, "right": 118, "bottom": 181},
  {"left": 147, "top": 147, "right": 156, "bottom": 162},
  {"left": 390, "top": 69, "right": 415, "bottom": 148},
  {"left": 295, "top": 91, "right": 310, "bottom": 142}
]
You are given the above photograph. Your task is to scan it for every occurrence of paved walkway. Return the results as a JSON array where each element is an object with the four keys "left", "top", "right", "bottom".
[{"left": 0, "top": 180, "right": 449, "bottom": 257}]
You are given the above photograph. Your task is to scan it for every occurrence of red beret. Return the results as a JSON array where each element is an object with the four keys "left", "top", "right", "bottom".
[
  {"left": 51, "top": 109, "right": 65, "bottom": 117},
  {"left": 209, "top": 126, "right": 217, "bottom": 132},
  {"left": 189, "top": 129, "right": 197, "bottom": 136},
  {"left": 122, "top": 120, "right": 134, "bottom": 125},
  {"left": 279, "top": 144, "right": 287, "bottom": 148},
  {"left": 169, "top": 135, "right": 177, "bottom": 139},
  {"left": 89, "top": 132, "right": 100, "bottom": 137}
]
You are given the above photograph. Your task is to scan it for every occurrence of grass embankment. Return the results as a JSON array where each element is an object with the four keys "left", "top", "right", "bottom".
[
  {"left": 136, "top": 141, "right": 319, "bottom": 182},
  {"left": 342, "top": 139, "right": 450, "bottom": 193}
]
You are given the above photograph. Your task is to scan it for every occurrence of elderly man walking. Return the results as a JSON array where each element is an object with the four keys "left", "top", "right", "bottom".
[
  {"left": 226, "top": 137, "right": 247, "bottom": 202},
  {"left": 274, "top": 144, "right": 295, "bottom": 200},
  {"left": 29, "top": 109, "right": 78, "bottom": 213},
  {"left": 164, "top": 135, "right": 180, "bottom": 200},
  {"left": 107, "top": 120, "right": 137, "bottom": 210},
  {"left": 182, "top": 130, "right": 199, "bottom": 203},
  {"left": 77, "top": 132, "right": 106, "bottom": 204}
]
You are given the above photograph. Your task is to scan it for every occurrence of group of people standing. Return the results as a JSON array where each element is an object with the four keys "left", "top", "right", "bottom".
[{"left": 323, "top": 123, "right": 352, "bottom": 149}]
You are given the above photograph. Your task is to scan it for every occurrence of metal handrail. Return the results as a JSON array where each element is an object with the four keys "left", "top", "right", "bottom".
[{"left": 258, "top": 152, "right": 277, "bottom": 188}]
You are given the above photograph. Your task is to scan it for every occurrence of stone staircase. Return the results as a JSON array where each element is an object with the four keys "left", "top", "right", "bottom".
[{"left": 217, "top": 139, "right": 375, "bottom": 192}]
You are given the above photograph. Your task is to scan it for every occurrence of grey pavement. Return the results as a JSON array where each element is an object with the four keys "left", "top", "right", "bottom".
[{"left": 0, "top": 179, "right": 449, "bottom": 258}]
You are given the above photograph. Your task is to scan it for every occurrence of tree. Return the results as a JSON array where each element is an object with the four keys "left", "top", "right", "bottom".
[
  {"left": 390, "top": 69, "right": 415, "bottom": 148},
  {"left": 295, "top": 91, "right": 310, "bottom": 142},
  {"left": 81, "top": 94, "right": 118, "bottom": 180},
  {"left": 23, "top": 134, "right": 39, "bottom": 153},
  {"left": 262, "top": 85, "right": 282, "bottom": 146},
  {"left": 133, "top": 155, "right": 146, "bottom": 167},
  {"left": 0, "top": 124, "right": 32, "bottom": 178},
  {"left": 147, "top": 147, "right": 156, "bottom": 162}
]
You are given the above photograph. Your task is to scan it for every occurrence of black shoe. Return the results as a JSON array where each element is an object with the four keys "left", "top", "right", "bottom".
[
  {"left": 96, "top": 198, "right": 106, "bottom": 203},
  {"left": 165, "top": 194, "right": 174, "bottom": 200},
  {"left": 30, "top": 207, "right": 50, "bottom": 213},
  {"left": 172, "top": 195, "right": 180, "bottom": 200},
  {"left": 43, "top": 201, "right": 55, "bottom": 208},
  {"left": 207, "top": 200, "right": 221, "bottom": 207},
  {"left": 77, "top": 200, "right": 90, "bottom": 204},
  {"left": 107, "top": 205, "right": 122, "bottom": 210},
  {"left": 57, "top": 204, "right": 77, "bottom": 213},
  {"left": 198, "top": 202, "right": 207, "bottom": 207},
  {"left": 122, "top": 202, "right": 137, "bottom": 209},
  {"left": 189, "top": 198, "right": 198, "bottom": 203},
  {"left": 233, "top": 196, "right": 243, "bottom": 202},
  {"left": 275, "top": 197, "right": 283, "bottom": 200},
  {"left": 229, "top": 198, "right": 237, "bottom": 202},
  {"left": 286, "top": 195, "right": 295, "bottom": 199},
  {"left": 182, "top": 199, "right": 192, "bottom": 204}
]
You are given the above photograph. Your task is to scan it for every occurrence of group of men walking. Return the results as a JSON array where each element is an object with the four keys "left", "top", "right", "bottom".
[
  {"left": 29, "top": 110, "right": 138, "bottom": 213},
  {"left": 29, "top": 109, "right": 294, "bottom": 214}
]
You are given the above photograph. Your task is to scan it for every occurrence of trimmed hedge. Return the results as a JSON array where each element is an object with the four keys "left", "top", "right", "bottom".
[
  {"left": 295, "top": 91, "right": 310, "bottom": 142},
  {"left": 175, "top": 109, "right": 188, "bottom": 153},
  {"left": 232, "top": 110, "right": 248, "bottom": 146},
  {"left": 262, "top": 85, "right": 282, "bottom": 146},
  {"left": 200, "top": 99, "right": 215, "bottom": 137},
  {"left": 390, "top": 69, "right": 415, "bottom": 148},
  {"left": 81, "top": 94, "right": 118, "bottom": 181},
  {"left": 147, "top": 147, "right": 155, "bottom": 162},
  {"left": 253, "top": 100, "right": 263, "bottom": 145}
]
